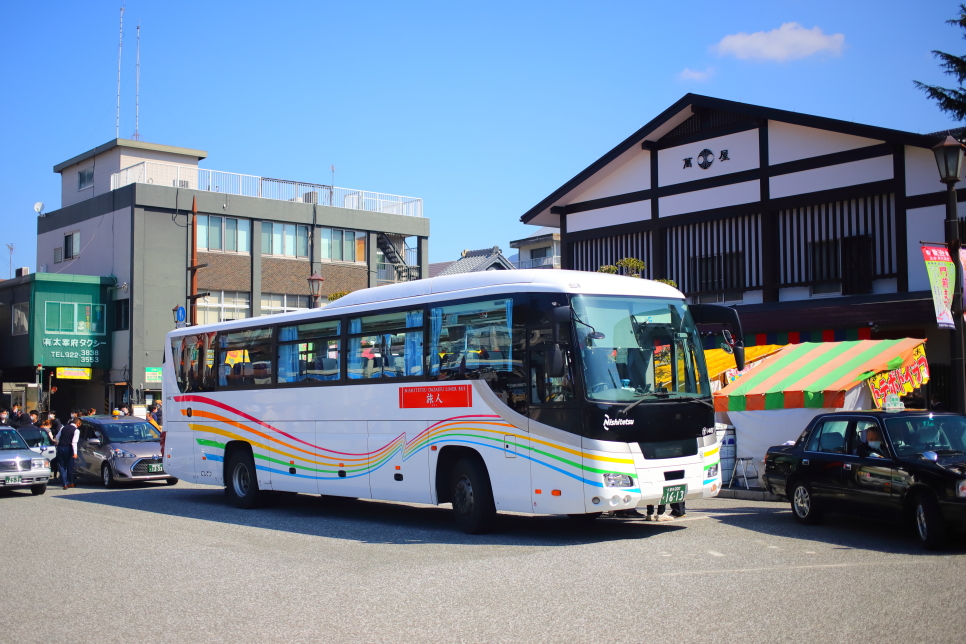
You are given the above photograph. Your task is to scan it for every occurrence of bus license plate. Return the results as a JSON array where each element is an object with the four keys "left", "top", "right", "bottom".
[
  {"left": 5, "top": 475, "right": 22, "bottom": 485},
  {"left": 147, "top": 464, "right": 163, "bottom": 473},
  {"left": 661, "top": 484, "right": 687, "bottom": 504}
]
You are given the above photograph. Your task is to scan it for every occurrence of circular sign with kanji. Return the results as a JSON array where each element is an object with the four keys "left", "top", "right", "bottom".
[{"left": 697, "top": 149, "right": 714, "bottom": 170}]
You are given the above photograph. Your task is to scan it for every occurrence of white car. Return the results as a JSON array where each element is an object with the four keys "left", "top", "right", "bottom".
[
  {"left": 16, "top": 427, "right": 59, "bottom": 463},
  {"left": 0, "top": 428, "right": 51, "bottom": 495}
]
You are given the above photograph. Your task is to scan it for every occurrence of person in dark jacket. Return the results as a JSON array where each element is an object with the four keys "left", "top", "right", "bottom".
[
  {"left": 0, "top": 409, "right": 11, "bottom": 427},
  {"left": 47, "top": 410, "right": 63, "bottom": 434},
  {"left": 53, "top": 417, "right": 81, "bottom": 489},
  {"left": 9, "top": 404, "right": 25, "bottom": 427}
]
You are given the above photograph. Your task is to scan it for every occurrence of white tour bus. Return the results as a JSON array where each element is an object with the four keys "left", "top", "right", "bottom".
[{"left": 161, "top": 270, "right": 744, "bottom": 533}]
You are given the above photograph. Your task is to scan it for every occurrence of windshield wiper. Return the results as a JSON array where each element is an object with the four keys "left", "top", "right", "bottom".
[{"left": 620, "top": 393, "right": 713, "bottom": 415}]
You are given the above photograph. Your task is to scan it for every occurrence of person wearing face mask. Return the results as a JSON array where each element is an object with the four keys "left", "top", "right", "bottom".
[
  {"left": 47, "top": 410, "right": 63, "bottom": 435},
  {"left": 0, "top": 409, "right": 12, "bottom": 427},
  {"left": 857, "top": 427, "right": 888, "bottom": 458},
  {"left": 24, "top": 410, "right": 41, "bottom": 429}
]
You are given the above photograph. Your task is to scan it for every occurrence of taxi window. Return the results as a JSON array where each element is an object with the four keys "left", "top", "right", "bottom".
[{"left": 806, "top": 420, "right": 849, "bottom": 454}]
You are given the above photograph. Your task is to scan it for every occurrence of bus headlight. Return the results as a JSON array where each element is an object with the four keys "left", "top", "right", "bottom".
[
  {"left": 603, "top": 473, "right": 634, "bottom": 488},
  {"left": 706, "top": 463, "right": 719, "bottom": 478}
]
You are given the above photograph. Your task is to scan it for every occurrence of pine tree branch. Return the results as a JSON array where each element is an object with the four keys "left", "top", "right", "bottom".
[
  {"left": 914, "top": 80, "right": 966, "bottom": 121},
  {"left": 933, "top": 50, "right": 966, "bottom": 84}
]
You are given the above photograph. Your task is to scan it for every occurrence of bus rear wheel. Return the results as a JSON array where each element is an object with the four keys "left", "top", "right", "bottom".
[
  {"left": 226, "top": 450, "right": 262, "bottom": 509},
  {"left": 450, "top": 457, "right": 496, "bottom": 534}
]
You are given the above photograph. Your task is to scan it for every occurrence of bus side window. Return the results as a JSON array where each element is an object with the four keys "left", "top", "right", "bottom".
[{"left": 427, "top": 299, "right": 518, "bottom": 396}]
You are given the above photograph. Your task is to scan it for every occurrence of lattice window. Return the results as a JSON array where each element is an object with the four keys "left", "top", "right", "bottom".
[
  {"left": 778, "top": 194, "right": 896, "bottom": 288},
  {"left": 665, "top": 214, "right": 762, "bottom": 295},
  {"left": 571, "top": 231, "right": 651, "bottom": 275}
]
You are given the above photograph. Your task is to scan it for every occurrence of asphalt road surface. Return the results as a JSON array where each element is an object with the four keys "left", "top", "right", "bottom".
[{"left": 3, "top": 480, "right": 965, "bottom": 644}]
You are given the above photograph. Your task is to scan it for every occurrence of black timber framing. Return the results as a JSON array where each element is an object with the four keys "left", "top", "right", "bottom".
[
  {"left": 893, "top": 145, "right": 909, "bottom": 292},
  {"left": 650, "top": 120, "right": 759, "bottom": 150},
  {"left": 521, "top": 93, "right": 942, "bottom": 226},
  {"left": 552, "top": 143, "right": 895, "bottom": 218},
  {"left": 759, "top": 119, "right": 778, "bottom": 302}
]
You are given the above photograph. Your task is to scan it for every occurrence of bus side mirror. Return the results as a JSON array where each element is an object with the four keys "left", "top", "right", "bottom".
[
  {"left": 547, "top": 344, "right": 565, "bottom": 378},
  {"left": 733, "top": 344, "right": 745, "bottom": 372}
]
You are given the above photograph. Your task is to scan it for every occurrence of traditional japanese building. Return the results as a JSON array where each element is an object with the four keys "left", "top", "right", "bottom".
[{"left": 520, "top": 94, "right": 961, "bottom": 401}]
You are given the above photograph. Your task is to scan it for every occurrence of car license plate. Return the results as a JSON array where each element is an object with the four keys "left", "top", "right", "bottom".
[
  {"left": 147, "top": 464, "right": 163, "bottom": 473},
  {"left": 661, "top": 483, "right": 687, "bottom": 504},
  {"left": 4, "top": 475, "right": 22, "bottom": 485}
]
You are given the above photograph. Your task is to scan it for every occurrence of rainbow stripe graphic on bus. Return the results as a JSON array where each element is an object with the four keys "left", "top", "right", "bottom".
[{"left": 174, "top": 394, "right": 638, "bottom": 489}]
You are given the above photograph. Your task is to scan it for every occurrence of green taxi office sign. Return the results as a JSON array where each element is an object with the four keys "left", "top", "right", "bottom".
[{"left": 27, "top": 274, "right": 113, "bottom": 370}]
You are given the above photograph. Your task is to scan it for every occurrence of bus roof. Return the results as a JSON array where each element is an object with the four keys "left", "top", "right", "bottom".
[{"left": 167, "top": 270, "right": 685, "bottom": 337}]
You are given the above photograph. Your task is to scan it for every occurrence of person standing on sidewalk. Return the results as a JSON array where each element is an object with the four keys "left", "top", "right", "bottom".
[{"left": 53, "top": 417, "right": 80, "bottom": 490}]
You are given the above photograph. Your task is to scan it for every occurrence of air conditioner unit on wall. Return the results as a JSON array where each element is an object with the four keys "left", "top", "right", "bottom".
[{"left": 15, "top": 267, "right": 30, "bottom": 278}]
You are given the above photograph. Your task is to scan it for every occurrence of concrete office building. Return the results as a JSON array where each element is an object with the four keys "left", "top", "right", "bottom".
[
  {"left": 521, "top": 94, "right": 965, "bottom": 400},
  {"left": 36, "top": 138, "right": 429, "bottom": 410}
]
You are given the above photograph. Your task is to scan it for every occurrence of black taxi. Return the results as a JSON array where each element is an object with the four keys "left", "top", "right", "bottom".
[{"left": 763, "top": 410, "right": 966, "bottom": 549}]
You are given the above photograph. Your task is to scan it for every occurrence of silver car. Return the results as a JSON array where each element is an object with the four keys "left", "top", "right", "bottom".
[
  {"left": 0, "top": 428, "right": 52, "bottom": 495},
  {"left": 75, "top": 416, "right": 179, "bottom": 487}
]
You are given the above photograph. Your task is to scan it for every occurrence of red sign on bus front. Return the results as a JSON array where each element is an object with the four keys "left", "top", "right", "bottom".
[{"left": 399, "top": 384, "right": 473, "bottom": 408}]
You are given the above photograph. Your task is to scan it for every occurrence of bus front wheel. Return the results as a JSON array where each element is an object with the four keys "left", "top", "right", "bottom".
[
  {"left": 450, "top": 457, "right": 496, "bottom": 534},
  {"left": 226, "top": 449, "right": 262, "bottom": 509}
]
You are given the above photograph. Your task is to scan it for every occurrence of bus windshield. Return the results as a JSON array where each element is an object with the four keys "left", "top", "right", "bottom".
[{"left": 572, "top": 295, "right": 710, "bottom": 403}]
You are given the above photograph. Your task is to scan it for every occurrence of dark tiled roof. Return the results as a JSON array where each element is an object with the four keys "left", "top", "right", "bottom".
[
  {"left": 428, "top": 261, "right": 456, "bottom": 278},
  {"left": 435, "top": 247, "right": 515, "bottom": 276}
]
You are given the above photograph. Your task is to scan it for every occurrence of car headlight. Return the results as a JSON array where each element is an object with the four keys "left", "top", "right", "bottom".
[
  {"left": 31, "top": 458, "right": 46, "bottom": 469},
  {"left": 603, "top": 473, "right": 634, "bottom": 488},
  {"left": 706, "top": 463, "right": 719, "bottom": 478},
  {"left": 111, "top": 448, "right": 137, "bottom": 459},
  {"left": 957, "top": 480, "right": 966, "bottom": 498}
]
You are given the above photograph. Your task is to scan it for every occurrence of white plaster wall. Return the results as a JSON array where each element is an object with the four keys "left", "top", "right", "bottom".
[
  {"left": 769, "top": 156, "right": 893, "bottom": 199},
  {"left": 659, "top": 180, "right": 760, "bottom": 218},
  {"left": 741, "top": 290, "right": 764, "bottom": 304},
  {"left": 903, "top": 145, "right": 962, "bottom": 196},
  {"left": 872, "top": 278, "right": 897, "bottom": 294},
  {"left": 567, "top": 149, "right": 651, "bottom": 204},
  {"left": 658, "top": 128, "right": 759, "bottom": 187},
  {"left": 779, "top": 286, "right": 811, "bottom": 302},
  {"left": 118, "top": 149, "right": 201, "bottom": 170},
  {"left": 906, "top": 205, "right": 946, "bottom": 292},
  {"left": 568, "top": 201, "right": 649, "bottom": 232},
  {"left": 59, "top": 148, "right": 123, "bottom": 208},
  {"left": 36, "top": 207, "right": 132, "bottom": 284},
  {"left": 768, "top": 121, "right": 882, "bottom": 165}
]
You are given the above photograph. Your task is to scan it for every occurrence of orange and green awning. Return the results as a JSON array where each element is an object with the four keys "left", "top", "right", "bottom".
[{"left": 713, "top": 339, "right": 926, "bottom": 412}]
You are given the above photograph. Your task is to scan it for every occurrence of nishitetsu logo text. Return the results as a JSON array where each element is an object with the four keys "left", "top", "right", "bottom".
[{"left": 603, "top": 414, "right": 635, "bottom": 429}]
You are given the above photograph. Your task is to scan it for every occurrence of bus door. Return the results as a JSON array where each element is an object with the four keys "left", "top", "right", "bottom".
[
  {"left": 368, "top": 421, "right": 432, "bottom": 503},
  {"left": 527, "top": 327, "right": 585, "bottom": 514},
  {"left": 316, "top": 421, "right": 372, "bottom": 498}
]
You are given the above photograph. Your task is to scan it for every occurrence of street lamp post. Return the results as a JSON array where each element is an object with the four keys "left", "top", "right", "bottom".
[
  {"left": 307, "top": 272, "right": 325, "bottom": 309},
  {"left": 933, "top": 135, "right": 966, "bottom": 415}
]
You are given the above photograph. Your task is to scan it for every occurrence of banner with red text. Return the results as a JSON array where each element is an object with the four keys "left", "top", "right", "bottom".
[{"left": 922, "top": 245, "right": 955, "bottom": 329}]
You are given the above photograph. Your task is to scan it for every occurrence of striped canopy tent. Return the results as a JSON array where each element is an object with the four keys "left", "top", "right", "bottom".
[
  {"left": 704, "top": 344, "right": 785, "bottom": 383},
  {"left": 713, "top": 339, "right": 926, "bottom": 412}
]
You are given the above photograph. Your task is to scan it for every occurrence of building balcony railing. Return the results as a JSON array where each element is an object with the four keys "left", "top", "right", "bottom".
[
  {"left": 111, "top": 161, "right": 423, "bottom": 217},
  {"left": 376, "top": 262, "right": 420, "bottom": 286},
  {"left": 515, "top": 256, "right": 560, "bottom": 269}
]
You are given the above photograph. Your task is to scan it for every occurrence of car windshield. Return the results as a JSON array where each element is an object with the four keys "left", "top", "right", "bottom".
[
  {"left": 0, "top": 429, "right": 29, "bottom": 450},
  {"left": 17, "top": 429, "right": 51, "bottom": 448},
  {"left": 572, "top": 295, "right": 710, "bottom": 403},
  {"left": 883, "top": 415, "right": 966, "bottom": 457},
  {"left": 96, "top": 422, "right": 160, "bottom": 443}
]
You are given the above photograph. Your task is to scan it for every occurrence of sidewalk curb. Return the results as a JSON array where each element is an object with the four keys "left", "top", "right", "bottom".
[{"left": 715, "top": 488, "right": 784, "bottom": 502}]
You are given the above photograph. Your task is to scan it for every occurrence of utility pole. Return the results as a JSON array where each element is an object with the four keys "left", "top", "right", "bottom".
[
  {"left": 5, "top": 243, "right": 14, "bottom": 279},
  {"left": 186, "top": 197, "right": 209, "bottom": 325}
]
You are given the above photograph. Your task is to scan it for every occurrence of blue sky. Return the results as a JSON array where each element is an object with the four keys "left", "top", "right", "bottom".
[{"left": 0, "top": 0, "right": 962, "bottom": 273}]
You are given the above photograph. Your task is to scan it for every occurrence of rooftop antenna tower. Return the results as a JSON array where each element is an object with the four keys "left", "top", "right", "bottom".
[
  {"left": 131, "top": 20, "right": 142, "bottom": 141},
  {"left": 5, "top": 243, "right": 14, "bottom": 280},
  {"left": 116, "top": 5, "right": 124, "bottom": 139}
]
